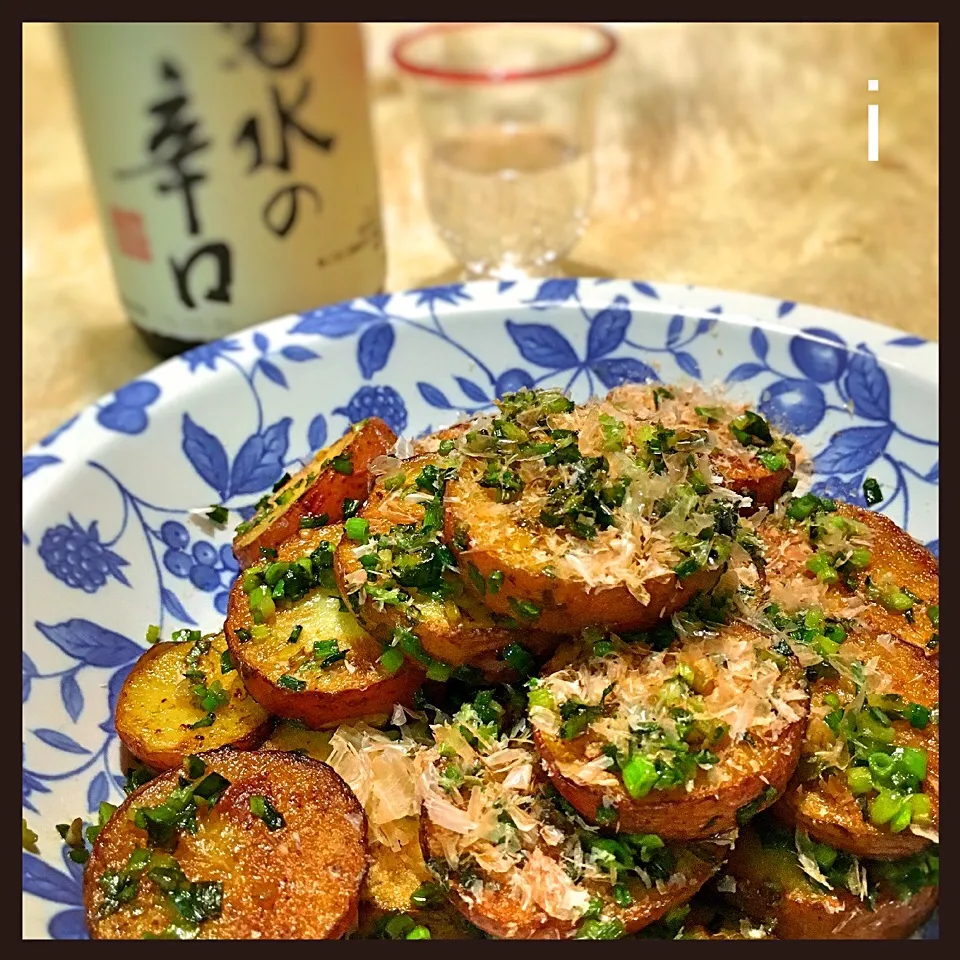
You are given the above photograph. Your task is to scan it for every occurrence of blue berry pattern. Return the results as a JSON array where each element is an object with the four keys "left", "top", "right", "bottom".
[{"left": 38, "top": 516, "right": 129, "bottom": 593}]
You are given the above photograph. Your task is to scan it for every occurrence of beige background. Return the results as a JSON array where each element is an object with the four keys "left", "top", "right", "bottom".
[{"left": 22, "top": 22, "right": 938, "bottom": 451}]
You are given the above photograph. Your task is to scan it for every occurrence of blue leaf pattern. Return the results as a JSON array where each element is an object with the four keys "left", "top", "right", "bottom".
[
  {"left": 631, "top": 282, "right": 658, "bottom": 298},
  {"left": 35, "top": 619, "right": 142, "bottom": 667},
  {"left": 887, "top": 335, "right": 926, "bottom": 347},
  {"left": 455, "top": 377, "right": 489, "bottom": 403},
  {"left": 258, "top": 359, "right": 287, "bottom": 388},
  {"left": 926, "top": 539, "right": 939, "bottom": 558},
  {"left": 39, "top": 413, "right": 79, "bottom": 447},
  {"left": 292, "top": 303, "right": 379, "bottom": 337},
  {"left": 87, "top": 771, "right": 109, "bottom": 812},
  {"left": 925, "top": 462, "right": 939, "bottom": 483},
  {"left": 357, "top": 323, "right": 395, "bottom": 379},
  {"left": 229, "top": 418, "right": 292, "bottom": 496},
  {"left": 845, "top": 349, "right": 890, "bottom": 420},
  {"left": 253, "top": 332, "right": 269, "bottom": 353},
  {"left": 418, "top": 382, "right": 452, "bottom": 409},
  {"left": 591, "top": 358, "right": 659, "bottom": 388},
  {"left": 49, "top": 910, "right": 89, "bottom": 940},
  {"left": 60, "top": 674, "right": 83, "bottom": 723},
  {"left": 778, "top": 301, "right": 797, "bottom": 317},
  {"left": 22, "top": 853, "right": 84, "bottom": 906},
  {"left": 726, "top": 362, "right": 765, "bottom": 383},
  {"left": 96, "top": 403, "right": 148, "bottom": 435},
  {"left": 532, "top": 278, "right": 578, "bottom": 302},
  {"left": 674, "top": 351, "right": 701, "bottom": 378},
  {"left": 750, "top": 327, "right": 769, "bottom": 360},
  {"left": 161, "top": 587, "right": 197, "bottom": 625},
  {"left": 666, "top": 315, "right": 684, "bottom": 346},
  {"left": 34, "top": 729, "right": 90, "bottom": 754},
  {"left": 280, "top": 345, "right": 319, "bottom": 362},
  {"left": 505, "top": 321, "right": 579, "bottom": 369},
  {"left": 814, "top": 424, "right": 894, "bottom": 474},
  {"left": 182, "top": 414, "right": 229, "bottom": 499},
  {"left": 307, "top": 413, "right": 328, "bottom": 451},
  {"left": 587, "top": 299, "right": 631, "bottom": 359},
  {"left": 23, "top": 455, "right": 60, "bottom": 479}
]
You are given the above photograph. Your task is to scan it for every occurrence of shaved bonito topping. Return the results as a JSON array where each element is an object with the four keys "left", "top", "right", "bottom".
[
  {"left": 417, "top": 699, "right": 702, "bottom": 925},
  {"left": 325, "top": 721, "right": 422, "bottom": 849},
  {"left": 451, "top": 385, "right": 797, "bottom": 600},
  {"left": 531, "top": 626, "right": 806, "bottom": 794}
]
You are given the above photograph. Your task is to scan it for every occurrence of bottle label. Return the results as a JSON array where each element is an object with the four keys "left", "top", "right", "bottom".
[{"left": 61, "top": 23, "right": 385, "bottom": 341}]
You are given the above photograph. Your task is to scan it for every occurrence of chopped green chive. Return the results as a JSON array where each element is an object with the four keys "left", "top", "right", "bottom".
[
  {"left": 22, "top": 818, "right": 39, "bottom": 853},
  {"left": 299, "top": 514, "right": 329, "bottom": 529},
  {"left": 344, "top": 517, "right": 370, "bottom": 543},
  {"left": 145, "top": 624, "right": 161, "bottom": 645},
  {"left": 406, "top": 926, "right": 431, "bottom": 940},
  {"left": 277, "top": 674, "right": 306, "bottom": 692},
  {"left": 287, "top": 624, "right": 303, "bottom": 645},
  {"left": 862, "top": 477, "right": 883, "bottom": 506},
  {"left": 189, "top": 713, "right": 215, "bottom": 729},
  {"left": 487, "top": 570, "right": 504, "bottom": 594},
  {"left": 341, "top": 498, "right": 360, "bottom": 520},
  {"left": 313, "top": 639, "right": 347, "bottom": 669},
  {"left": 621, "top": 755, "right": 657, "bottom": 799},
  {"left": 206, "top": 505, "right": 228, "bottom": 525},
  {"left": 507, "top": 597, "right": 540, "bottom": 620},
  {"left": 250, "top": 795, "right": 286, "bottom": 831},
  {"left": 438, "top": 439, "right": 455, "bottom": 454},
  {"left": 501, "top": 643, "right": 536, "bottom": 676},
  {"left": 379, "top": 647, "right": 405, "bottom": 675},
  {"left": 331, "top": 453, "right": 354, "bottom": 475},
  {"left": 183, "top": 755, "right": 207, "bottom": 780},
  {"left": 219, "top": 650, "right": 234, "bottom": 675}
]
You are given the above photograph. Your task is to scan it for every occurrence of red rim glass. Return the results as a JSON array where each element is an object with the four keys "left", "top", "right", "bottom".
[{"left": 391, "top": 22, "right": 618, "bottom": 84}]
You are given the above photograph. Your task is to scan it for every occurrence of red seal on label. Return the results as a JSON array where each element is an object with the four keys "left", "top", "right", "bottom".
[{"left": 110, "top": 207, "right": 152, "bottom": 262}]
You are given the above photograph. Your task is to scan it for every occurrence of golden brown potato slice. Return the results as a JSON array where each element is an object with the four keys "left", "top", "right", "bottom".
[
  {"left": 758, "top": 503, "right": 938, "bottom": 656},
  {"left": 85, "top": 748, "right": 368, "bottom": 939},
  {"left": 530, "top": 624, "right": 808, "bottom": 840},
  {"left": 261, "top": 720, "right": 333, "bottom": 761},
  {"left": 722, "top": 821, "right": 938, "bottom": 939},
  {"left": 115, "top": 632, "right": 272, "bottom": 771},
  {"left": 605, "top": 383, "right": 796, "bottom": 512},
  {"left": 444, "top": 465, "right": 720, "bottom": 635},
  {"left": 838, "top": 505, "right": 939, "bottom": 654},
  {"left": 417, "top": 699, "right": 725, "bottom": 940},
  {"left": 772, "top": 623, "right": 939, "bottom": 860},
  {"left": 420, "top": 811, "right": 725, "bottom": 940},
  {"left": 232, "top": 417, "right": 396, "bottom": 568},
  {"left": 226, "top": 525, "right": 423, "bottom": 729},
  {"left": 335, "top": 455, "right": 558, "bottom": 679}
]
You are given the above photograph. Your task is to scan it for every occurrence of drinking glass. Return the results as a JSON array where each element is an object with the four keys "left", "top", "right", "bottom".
[{"left": 393, "top": 22, "right": 617, "bottom": 280}]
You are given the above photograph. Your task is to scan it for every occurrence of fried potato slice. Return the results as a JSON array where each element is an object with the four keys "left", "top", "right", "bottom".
[
  {"left": 335, "top": 454, "right": 558, "bottom": 679},
  {"left": 772, "top": 623, "right": 939, "bottom": 860},
  {"left": 721, "top": 821, "right": 938, "bottom": 939},
  {"left": 531, "top": 624, "right": 808, "bottom": 840},
  {"left": 605, "top": 383, "right": 796, "bottom": 512},
  {"left": 115, "top": 631, "right": 272, "bottom": 771},
  {"left": 444, "top": 464, "right": 720, "bottom": 635},
  {"left": 232, "top": 417, "right": 396, "bottom": 568},
  {"left": 417, "top": 697, "right": 726, "bottom": 940},
  {"left": 226, "top": 525, "right": 423, "bottom": 728},
  {"left": 758, "top": 503, "right": 938, "bottom": 656},
  {"left": 420, "top": 811, "right": 725, "bottom": 940},
  {"left": 85, "top": 748, "right": 368, "bottom": 939}
]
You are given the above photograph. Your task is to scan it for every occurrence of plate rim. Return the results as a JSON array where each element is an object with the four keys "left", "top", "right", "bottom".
[{"left": 22, "top": 277, "right": 939, "bottom": 480}]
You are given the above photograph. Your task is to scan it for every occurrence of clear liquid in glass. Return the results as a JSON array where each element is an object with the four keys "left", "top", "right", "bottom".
[{"left": 424, "top": 125, "right": 593, "bottom": 279}]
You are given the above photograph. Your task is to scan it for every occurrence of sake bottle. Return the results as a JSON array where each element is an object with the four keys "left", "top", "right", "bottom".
[{"left": 60, "top": 22, "right": 386, "bottom": 357}]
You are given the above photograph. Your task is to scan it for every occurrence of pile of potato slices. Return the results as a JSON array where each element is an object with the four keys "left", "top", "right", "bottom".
[{"left": 79, "top": 386, "right": 937, "bottom": 940}]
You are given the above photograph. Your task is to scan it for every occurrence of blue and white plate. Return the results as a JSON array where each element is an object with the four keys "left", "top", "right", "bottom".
[{"left": 22, "top": 278, "right": 939, "bottom": 940}]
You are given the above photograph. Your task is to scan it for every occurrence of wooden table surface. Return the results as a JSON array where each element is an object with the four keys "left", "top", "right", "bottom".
[{"left": 22, "top": 22, "right": 938, "bottom": 451}]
